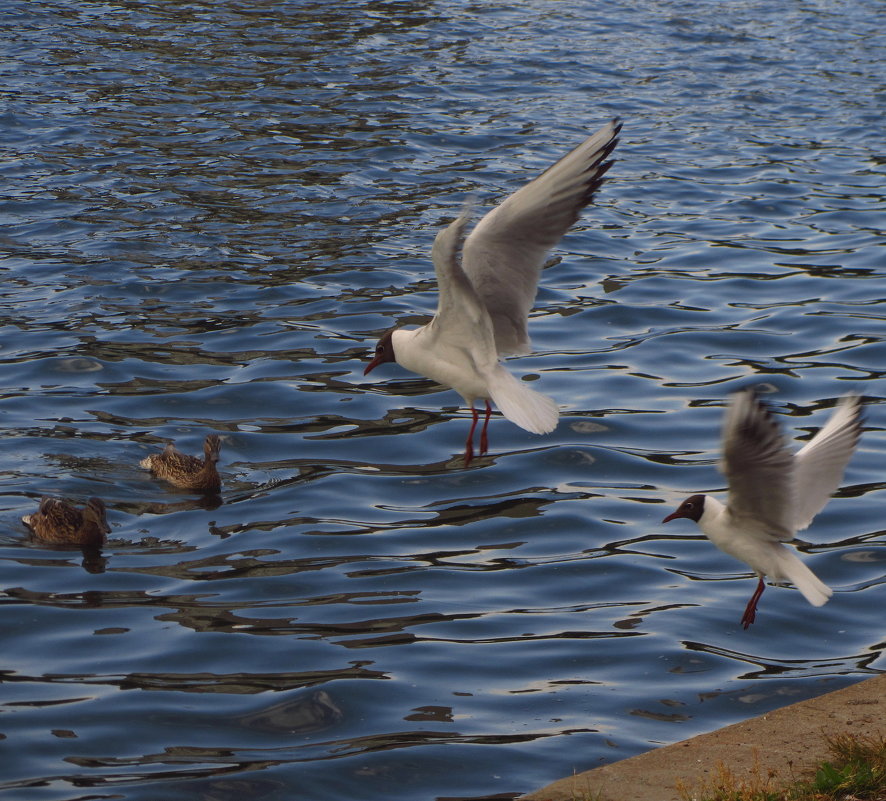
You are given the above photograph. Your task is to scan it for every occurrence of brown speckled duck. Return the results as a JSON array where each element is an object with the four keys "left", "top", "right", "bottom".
[
  {"left": 22, "top": 497, "right": 110, "bottom": 547},
  {"left": 140, "top": 433, "right": 221, "bottom": 493}
]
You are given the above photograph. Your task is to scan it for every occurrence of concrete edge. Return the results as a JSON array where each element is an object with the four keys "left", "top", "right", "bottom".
[{"left": 519, "top": 673, "right": 886, "bottom": 801}]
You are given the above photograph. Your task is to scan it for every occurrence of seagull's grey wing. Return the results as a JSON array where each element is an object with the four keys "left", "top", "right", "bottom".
[
  {"left": 424, "top": 207, "right": 497, "bottom": 370},
  {"left": 720, "top": 390, "right": 796, "bottom": 541},
  {"left": 461, "top": 119, "right": 621, "bottom": 356},
  {"left": 792, "top": 394, "right": 862, "bottom": 531}
]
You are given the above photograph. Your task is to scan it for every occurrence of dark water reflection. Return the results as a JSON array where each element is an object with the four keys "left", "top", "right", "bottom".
[{"left": 1, "top": 1, "right": 885, "bottom": 799}]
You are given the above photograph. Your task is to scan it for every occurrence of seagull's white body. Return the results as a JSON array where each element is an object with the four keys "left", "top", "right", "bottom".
[
  {"left": 365, "top": 120, "right": 622, "bottom": 463},
  {"left": 388, "top": 323, "right": 558, "bottom": 438},
  {"left": 691, "top": 495, "right": 832, "bottom": 608},
  {"left": 663, "top": 390, "right": 862, "bottom": 627}
]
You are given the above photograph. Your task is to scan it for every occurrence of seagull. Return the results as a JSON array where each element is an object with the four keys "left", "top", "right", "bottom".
[
  {"left": 662, "top": 389, "right": 862, "bottom": 629},
  {"left": 364, "top": 119, "right": 621, "bottom": 465}
]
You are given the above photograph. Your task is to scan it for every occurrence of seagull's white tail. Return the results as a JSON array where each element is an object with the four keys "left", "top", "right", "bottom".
[
  {"left": 487, "top": 366, "right": 559, "bottom": 435},
  {"left": 775, "top": 549, "right": 832, "bottom": 607}
]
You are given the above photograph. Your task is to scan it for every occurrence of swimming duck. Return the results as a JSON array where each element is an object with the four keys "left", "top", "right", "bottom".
[
  {"left": 140, "top": 433, "right": 221, "bottom": 493},
  {"left": 23, "top": 496, "right": 110, "bottom": 547}
]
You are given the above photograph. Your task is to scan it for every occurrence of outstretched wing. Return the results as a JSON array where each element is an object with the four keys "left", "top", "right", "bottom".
[
  {"left": 792, "top": 394, "right": 862, "bottom": 531},
  {"left": 422, "top": 206, "right": 498, "bottom": 375},
  {"left": 461, "top": 119, "right": 621, "bottom": 356},
  {"left": 720, "top": 390, "right": 795, "bottom": 541}
]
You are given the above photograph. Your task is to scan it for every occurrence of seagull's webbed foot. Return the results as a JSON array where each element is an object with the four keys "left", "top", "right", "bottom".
[{"left": 740, "top": 577, "right": 766, "bottom": 629}]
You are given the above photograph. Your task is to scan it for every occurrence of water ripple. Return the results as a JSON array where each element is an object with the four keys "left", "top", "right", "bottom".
[{"left": 1, "top": 1, "right": 884, "bottom": 800}]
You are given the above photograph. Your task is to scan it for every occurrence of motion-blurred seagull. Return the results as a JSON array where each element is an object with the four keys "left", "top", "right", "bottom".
[
  {"left": 662, "top": 389, "right": 862, "bottom": 629},
  {"left": 364, "top": 119, "right": 621, "bottom": 465}
]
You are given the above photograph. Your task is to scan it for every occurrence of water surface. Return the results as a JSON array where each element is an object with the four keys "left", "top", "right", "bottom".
[{"left": 1, "top": 2, "right": 884, "bottom": 799}]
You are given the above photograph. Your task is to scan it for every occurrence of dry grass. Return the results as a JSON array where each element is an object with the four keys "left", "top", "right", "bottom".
[{"left": 676, "top": 731, "right": 886, "bottom": 801}]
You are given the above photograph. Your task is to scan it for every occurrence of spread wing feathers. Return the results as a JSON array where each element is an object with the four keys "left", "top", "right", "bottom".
[
  {"left": 792, "top": 394, "right": 862, "bottom": 531},
  {"left": 425, "top": 205, "right": 497, "bottom": 367},
  {"left": 461, "top": 119, "right": 621, "bottom": 356},
  {"left": 720, "top": 390, "right": 796, "bottom": 541}
]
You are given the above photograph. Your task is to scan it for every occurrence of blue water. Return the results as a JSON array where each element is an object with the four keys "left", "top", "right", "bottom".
[{"left": 1, "top": 2, "right": 884, "bottom": 799}]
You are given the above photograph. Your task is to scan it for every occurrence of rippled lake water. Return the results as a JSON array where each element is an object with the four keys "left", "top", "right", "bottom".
[{"left": 1, "top": 2, "right": 884, "bottom": 799}]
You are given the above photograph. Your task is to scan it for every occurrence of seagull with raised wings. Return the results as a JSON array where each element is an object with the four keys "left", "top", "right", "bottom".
[
  {"left": 662, "top": 389, "right": 862, "bottom": 628},
  {"left": 364, "top": 119, "right": 621, "bottom": 465}
]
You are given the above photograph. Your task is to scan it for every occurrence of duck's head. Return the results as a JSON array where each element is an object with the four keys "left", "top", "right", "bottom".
[
  {"left": 204, "top": 434, "right": 221, "bottom": 463},
  {"left": 84, "top": 497, "right": 111, "bottom": 535},
  {"left": 364, "top": 329, "right": 396, "bottom": 375},
  {"left": 662, "top": 494, "right": 706, "bottom": 524}
]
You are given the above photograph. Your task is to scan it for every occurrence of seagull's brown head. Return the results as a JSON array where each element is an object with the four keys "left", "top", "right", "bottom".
[
  {"left": 364, "top": 329, "right": 396, "bottom": 375},
  {"left": 662, "top": 494, "right": 706, "bottom": 524}
]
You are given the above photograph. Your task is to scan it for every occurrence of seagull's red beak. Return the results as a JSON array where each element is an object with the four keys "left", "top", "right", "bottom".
[
  {"left": 661, "top": 510, "right": 681, "bottom": 524},
  {"left": 363, "top": 356, "right": 383, "bottom": 376},
  {"left": 364, "top": 330, "right": 395, "bottom": 376}
]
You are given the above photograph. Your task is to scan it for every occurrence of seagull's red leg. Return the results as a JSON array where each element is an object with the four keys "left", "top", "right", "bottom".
[
  {"left": 741, "top": 577, "right": 766, "bottom": 629},
  {"left": 479, "top": 400, "right": 492, "bottom": 456},
  {"left": 463, "top": 405, "right": 478, "bottom": 466}
]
